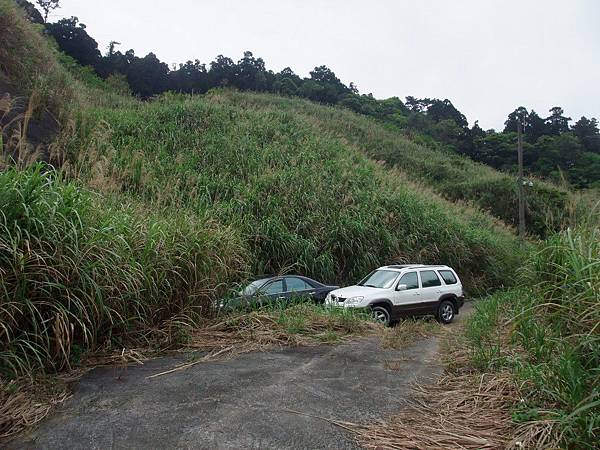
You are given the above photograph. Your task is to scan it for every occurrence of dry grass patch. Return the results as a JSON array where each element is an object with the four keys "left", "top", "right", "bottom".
[
  {"left": 340, "top": 372, "right": 517, "bottom": 450},
  {"left": 0, "top": 376, "right": 71, "bottom": 440},
  {"left": 380, "top": 317, "right": 443, "bottom": 350},
  {"left": 149, "top": 304, "right": 378, "bottom": 378}
]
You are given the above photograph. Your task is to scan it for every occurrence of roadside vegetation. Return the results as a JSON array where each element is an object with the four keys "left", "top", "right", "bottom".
[
  {"left": 0, "top": 165, "right": 246, "bottom": 377},
  {"left": 465, "top": 215, "right": 600, "bottom": 448}
]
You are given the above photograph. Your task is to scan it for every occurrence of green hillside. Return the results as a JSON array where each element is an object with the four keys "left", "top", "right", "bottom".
[
  {"left": 1, "top": 0, "right": 526, "bottom": 376},
  {"left": 215, "top": 91, "right": 573, "bottom": 237}
]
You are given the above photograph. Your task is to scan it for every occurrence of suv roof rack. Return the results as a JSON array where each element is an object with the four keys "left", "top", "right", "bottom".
[
  {"left": 385, "top": 264, "right": 426, "bottom": 269},
  {"left": 384, "top": 264, "right": 450, "bottom": 270}
]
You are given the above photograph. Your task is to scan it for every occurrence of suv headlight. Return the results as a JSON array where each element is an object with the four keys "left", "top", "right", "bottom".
[{"left": 345, "top": 296, "right": 364, "bottom": 306}]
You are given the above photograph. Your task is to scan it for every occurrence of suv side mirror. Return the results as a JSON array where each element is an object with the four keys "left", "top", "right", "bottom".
[{"left": 396, "top": 284, "right": 407, "bottom": 291}]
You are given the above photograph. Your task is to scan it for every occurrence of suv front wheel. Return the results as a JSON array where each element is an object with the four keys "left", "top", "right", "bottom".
[
  {"left": 371, "top": 305, "right": 391, "bottom": 326},
  {"left": 437, "top": 300, "right": 455, "bottom": 324}
]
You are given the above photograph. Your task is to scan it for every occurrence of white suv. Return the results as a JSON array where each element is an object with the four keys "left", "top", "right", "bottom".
[{"left": 325, "top": 265, "right": 464, "bottom": 326}]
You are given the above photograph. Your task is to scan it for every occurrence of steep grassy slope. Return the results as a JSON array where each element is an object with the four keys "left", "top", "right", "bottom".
[
  {"left": 214, "top": 91, "right": 572, "bottom": 237},
  {"left": 66, "top": 92, "right": 523, "bottom": 289},
  {"left": 1, "top": 1, "right": 525, "bottom": 376}
]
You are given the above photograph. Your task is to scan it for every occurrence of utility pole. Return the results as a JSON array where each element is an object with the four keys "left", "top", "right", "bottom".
[{"left": 517, "top": 121, "right": 526, "bottom": 240}]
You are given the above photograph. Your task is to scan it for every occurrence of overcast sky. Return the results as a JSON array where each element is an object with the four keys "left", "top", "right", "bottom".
[{"left": 53, "top": 0, "right": 599, "bottom": 130}]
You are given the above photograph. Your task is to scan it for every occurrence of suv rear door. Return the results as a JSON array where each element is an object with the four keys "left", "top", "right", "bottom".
[
  {"left": 437, "top": 269, "right": 462, "bottom": 295},
  {"left": 417, "top": 270, "right": 443, "bottom": 310}
]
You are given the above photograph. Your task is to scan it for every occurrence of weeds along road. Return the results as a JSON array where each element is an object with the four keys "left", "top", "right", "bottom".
[{"left": 9, "top": 306, "right": 472, "bottom": 450}]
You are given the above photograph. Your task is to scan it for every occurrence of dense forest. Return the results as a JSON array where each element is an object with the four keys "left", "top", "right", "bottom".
[{"left": 19, "top": 0, "right": 600, "bottom": 188}]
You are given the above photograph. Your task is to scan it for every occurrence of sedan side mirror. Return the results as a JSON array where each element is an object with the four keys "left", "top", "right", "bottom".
[{"left": 396, "top": 284, "right": 407, "bottom": 291}]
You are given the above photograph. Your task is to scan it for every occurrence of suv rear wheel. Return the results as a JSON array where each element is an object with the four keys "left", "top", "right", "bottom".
[
  {"left": 437, "top": 300, "right": 455, "bottom": 324},
  {"left": 371, "top": 305, "right": 391, "bottom": 326}
]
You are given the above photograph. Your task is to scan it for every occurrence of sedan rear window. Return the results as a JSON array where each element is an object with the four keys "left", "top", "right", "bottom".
[
  {"left": 439, "top": 270, "right": 458, "bottom": 285},
  {"left": 261, "top": 280, "right": 284, "bottom": 295},
  {"left": 286, "top": 277, "right": 312, "bottom": 292}
]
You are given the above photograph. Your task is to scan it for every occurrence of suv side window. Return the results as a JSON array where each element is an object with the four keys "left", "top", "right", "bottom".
[
  {"left": 438, "top": 270, "right": 457, "bottom": 285},
  {"left": 420, "top": 270, "right": 441, "bottom": 288},
  {"left": 398, "top": 272, "right": 419, "bottom": 290}
]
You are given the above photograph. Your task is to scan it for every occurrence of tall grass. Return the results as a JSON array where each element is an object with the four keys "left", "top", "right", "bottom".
[
  {"left": 0, "top": 165, "right": 247, "bottom": 377},
  {"left": 214, "top": 90, "right": 573, "bottom": 237},
  {"left": 66, "top": 93, "right": 524, "bottom": 293},
  {"left": 465, "top": 209, "right": 600, "bottom": 448}
]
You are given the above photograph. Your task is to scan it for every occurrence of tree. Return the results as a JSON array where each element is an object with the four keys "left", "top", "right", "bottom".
[
  {"left": 572, "top": 116, "right": 600, "bottom": 153},
  {"left": 526, "top": 110, "right": 547, "bottom": 143},
  {"left": 569, "top": 152, "right": 600, "bottom": 188},
  {"left": 209, "top": 55, "right": 236, "bottom": 87},
  {"left": 534, "top": 133, "right": 583, "bottom": 178},
  {"left": 306, "top": 65, "right": 349, "bottom": 104},
  {"left": 432, "top": 119, "right": 465, "bottom": 148},
  {"left": 273, "top": 68, "right": 302, "bottom": 96},
  {"left": 16, "top": 0, "right": 44, "bottom": 24},
  {"left": 273, "top": 77, "right": 298, "bottom": 96},
  {"left": 36, "top": 0, "right": 59, "bottom": 22},
  {"left": 471, "top": 132, "right": 519, "bottom": 171},
  {"left": 107, "top": 41, "right": 121, "bottom": 57},
  {"left": 503, "top": 106, "right": 528, "bottom": 133},
  {"left": 405, "top": 96, "right": 428, "bottom": 113},
  {"left": 46, "top": 17, "right": 101, "bottom": 69},
  {"left": 545, "top": 106, "right": 571, "bottom": 135},
  {"left": 234, "top": 51, "right": 268, "bottom": 91},
  {"left": 126, "top": 52, "right": 169, "bottom": 97},
  {"left": 168, "top": 60, "right": 209, "bottom": 93},
  {"left": 426, "top": 99, "right": 468, "bottom": 128}
]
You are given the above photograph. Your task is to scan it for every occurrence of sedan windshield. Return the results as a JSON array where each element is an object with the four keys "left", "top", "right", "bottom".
[
  {"left": 239, "top": 279, "right": 269, "bottom": 296},
  {"left": 358, "top": 270, "right": 399, "bottom": 289}
]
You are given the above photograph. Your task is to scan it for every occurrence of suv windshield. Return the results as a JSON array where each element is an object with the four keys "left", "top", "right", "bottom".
[
  {"left": 358, "top": 270, "right": 399, "bottom": 289},
  {"left": 239, "top": 279, "right": 270, "bottom": 296}
]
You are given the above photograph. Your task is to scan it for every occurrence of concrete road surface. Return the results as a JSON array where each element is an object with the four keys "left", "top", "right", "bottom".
[{"left": 10, "top": 307, "right": 471, "bottom": 450}]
